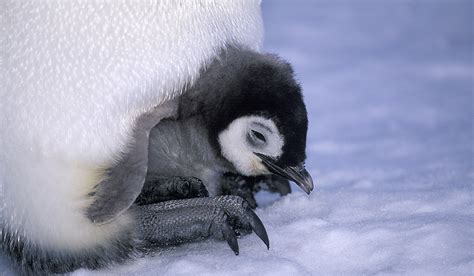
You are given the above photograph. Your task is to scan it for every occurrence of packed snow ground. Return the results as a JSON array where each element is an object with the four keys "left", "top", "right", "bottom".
[{"left": 2, "top": 1, "right": 473, "bottom": 275}]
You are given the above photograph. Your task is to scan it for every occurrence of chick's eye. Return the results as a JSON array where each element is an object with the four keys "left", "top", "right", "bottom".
[{"left": 251, "top": 130, "right": 266, "bottom": 142}]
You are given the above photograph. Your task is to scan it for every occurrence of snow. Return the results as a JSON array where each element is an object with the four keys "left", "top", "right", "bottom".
[{"left": 2, "top": 0, "right": 473, "bottom": 275}]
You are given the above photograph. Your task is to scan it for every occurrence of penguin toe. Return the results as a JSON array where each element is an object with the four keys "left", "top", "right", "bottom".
[
  {"left": 185, "top": 177, "right": 209, "bottom": 198},
  {"left": 211, "top": 195, "right": 269, "bottom": 250}
]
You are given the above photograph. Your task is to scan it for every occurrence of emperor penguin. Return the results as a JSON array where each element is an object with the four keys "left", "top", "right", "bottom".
[
  {"left": 138, "top": 47, "right": 313, "bottom": 208},
  {"left": 1, "top": 1, "right": 267, "bottom": 274}
]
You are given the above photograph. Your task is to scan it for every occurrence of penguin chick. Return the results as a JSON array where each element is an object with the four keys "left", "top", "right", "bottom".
[{"left": 141, "top": 47, "right": 313, "bottom": 208}]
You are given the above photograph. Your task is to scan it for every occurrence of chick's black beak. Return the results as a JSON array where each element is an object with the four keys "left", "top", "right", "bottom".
[{"left": 254, "top": 153, "right": 314, "bottom": 194}]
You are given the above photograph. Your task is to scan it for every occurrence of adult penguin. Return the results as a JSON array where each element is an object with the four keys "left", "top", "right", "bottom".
[{"left": 1, "top": 1, "right": 264, "bottom": 273}]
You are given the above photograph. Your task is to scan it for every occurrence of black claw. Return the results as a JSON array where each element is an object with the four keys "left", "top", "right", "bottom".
[
  {"left": 245, "top": 196, "right": 258, "bottom": 209},
  {"left": 188, "top": 177, "right": 209, "bottom": 198},
  {"left": 248, "top": 210, "right": 270, "bottom": 249},
  {"left": 202, "top": 188, "right": 210, "bottom": 197},
  {"left": 222, "top": 222, "right": 239, "bottom": 255}
]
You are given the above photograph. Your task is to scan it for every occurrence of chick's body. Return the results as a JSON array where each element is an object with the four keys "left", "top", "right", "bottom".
[{"left": 147, "top": 117, "right": 232, "bottom": 197}]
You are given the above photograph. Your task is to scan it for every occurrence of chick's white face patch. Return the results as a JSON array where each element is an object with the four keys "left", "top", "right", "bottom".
[{"left": 218, "top": 116, "right": 284, "bottom": 176}]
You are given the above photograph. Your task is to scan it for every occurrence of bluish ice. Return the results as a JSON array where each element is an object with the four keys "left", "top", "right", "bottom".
[{"left": 2, "top": 1, "right": 472, "bottom": 275}]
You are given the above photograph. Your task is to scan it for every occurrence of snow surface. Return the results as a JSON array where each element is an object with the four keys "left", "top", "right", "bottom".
[{"left": 2, "top": 0, "right": 473, "bottom": 275}]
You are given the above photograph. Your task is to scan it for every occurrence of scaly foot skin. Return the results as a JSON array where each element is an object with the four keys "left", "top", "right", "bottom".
[
  {"left": 135, "top": 176, "right": 209, "bottom": 205},
  {"left": 135, "top": 195, "right": 269, "bottom": 255},
  {"left": 221, "top": 174, "right": 257, "bottom": 208},
  {"left": 221, "top": 173, "right": 291, "bottom": 209}
]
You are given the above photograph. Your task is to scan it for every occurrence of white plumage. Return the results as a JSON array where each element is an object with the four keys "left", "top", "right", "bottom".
[
  {"left": 1, "top": 0, "right": 262, "bottom": 257},
  {"left": 218, "top": 116, "right": 284, "bottom": 176}
]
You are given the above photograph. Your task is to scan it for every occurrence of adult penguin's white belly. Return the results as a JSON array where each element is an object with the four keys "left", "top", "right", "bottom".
[{"left": 0, "top": 0, "right": 263, "bottom": 269}]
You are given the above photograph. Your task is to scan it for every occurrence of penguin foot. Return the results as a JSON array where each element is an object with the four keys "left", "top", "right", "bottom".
[
  {"left": 221, "top": 174, "right": 258, "bottom": 208},
  {"left": 135, "top": 195, "right": 269, "bottom": 255},
  {"left": 221, "top": 173, "right": 291, "bottom": 209},
  {"left": 135, "top": 176, "right": 209, "bottom": 206}
]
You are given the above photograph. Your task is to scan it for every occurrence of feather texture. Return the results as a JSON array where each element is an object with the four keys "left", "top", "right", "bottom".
[{"left": 0, "top": 1, "right": 263, "bottom": 272}]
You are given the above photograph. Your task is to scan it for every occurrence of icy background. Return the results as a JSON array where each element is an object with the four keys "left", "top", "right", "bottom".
[{"left": 2, "top": 0, "right": 473, "bottom": 275}]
